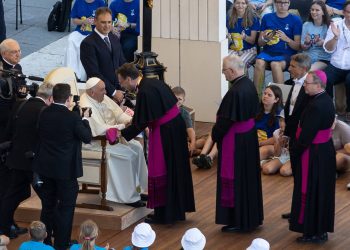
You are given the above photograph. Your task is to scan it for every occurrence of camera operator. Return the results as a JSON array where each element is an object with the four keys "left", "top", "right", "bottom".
[
  {"left": 0, "top": 38, "right": 25, "bottom": 141},
  {"left": 0, "top": 83, "right": 54, "bottom": 239},
  {"left": 33, "top": 83, "right": 92, "bottom": 250}
]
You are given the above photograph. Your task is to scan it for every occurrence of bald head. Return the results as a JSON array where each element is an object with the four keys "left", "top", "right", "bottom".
[
  {"left": 0, "top": 39, "right": 21, "bottom": 65},
  {"left": 222, "top": 55, "right": 245, "bottom": 81}
]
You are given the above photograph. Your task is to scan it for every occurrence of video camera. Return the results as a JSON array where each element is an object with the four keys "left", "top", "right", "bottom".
[
  {"left": 0, "top": 68, "right": 43, "bottom": 100},
  {"left": 72, "top": 95, "right": 92, "bottom": 117}
]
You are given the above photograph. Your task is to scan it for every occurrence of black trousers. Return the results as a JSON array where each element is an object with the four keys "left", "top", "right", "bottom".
[
  {"left": 0, "top": 0, "right": 5, "bottom": 43},
  {"left": 0, "top": 169, "right": 32, "bottom": 235},
  {"left": 324, "top": 64, "right": 350, "bottom": 112},
  {"left": 39, "top": 176, "right": 78, "bottom": 250}
]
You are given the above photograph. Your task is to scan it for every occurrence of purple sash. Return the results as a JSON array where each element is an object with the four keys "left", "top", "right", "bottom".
[
  {"left": 147, "top": 105, "right": 180, "bottom": 209},
  {"left": 221, "top": 118, "right": 255, "bottom": 207},
  {"left": 296, "top": 126, "right": 332, "bottom": 224}
]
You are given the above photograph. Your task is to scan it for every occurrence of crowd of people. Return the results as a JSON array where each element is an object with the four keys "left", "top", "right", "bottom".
[{"left": 0, "top": 0, "right": 350, "bottom": 249}]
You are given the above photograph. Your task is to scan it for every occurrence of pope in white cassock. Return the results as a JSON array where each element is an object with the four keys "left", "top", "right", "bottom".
[{"left": 80, "top": 77, "right": 148, "bottom": 207}]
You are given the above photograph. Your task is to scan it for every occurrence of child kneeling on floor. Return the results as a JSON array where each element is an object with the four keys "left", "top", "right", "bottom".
[{"left": 19, "top": 221, "right": 54, "bottom": 250}]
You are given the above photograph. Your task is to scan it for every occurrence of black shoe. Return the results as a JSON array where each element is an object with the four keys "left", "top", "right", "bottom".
[
  {"left": 296, "top": 233, "right": 328, "bottom": 243},
  {"left": 11, "top": 224, "right": 28, "bottom": 235},
  {"left": 7, "top": 230, "right": 18, "bottom": 239},
  {"left": 140, "top": 193, "right": 148, "bottom": 201},
  {"left": 221, "top": 225, "right": 241, "bottom": 232},
  {"left": 192, "top": 155, "right": 204, "bottom": 168},
  {"left": 144, "top": 217, "right": 164, "bottom": 224},
  {"left": 281, "top": 212, "right": 291, "bottom": 219},
  {"left": 125, "top": 200, "right": 146, "bottom": 208},
  {"left": 202, "top": 155, "right": 213, "bottom": 169}
]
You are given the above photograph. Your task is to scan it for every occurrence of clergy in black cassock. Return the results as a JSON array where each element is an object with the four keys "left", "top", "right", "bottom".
[
  {"left": 117, "top": 63, "right": 195, "bottom": 224},
  {"left": 213, "top": 55, "right": 263, "bottom": 232},
  {"left": 289, "top": 70, "right": 336, "bottom": 243}
]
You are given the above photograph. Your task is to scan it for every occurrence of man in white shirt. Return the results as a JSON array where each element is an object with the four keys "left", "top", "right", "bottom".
[
  {"left": 281, "top": 53, "right": 311, "bottom": 220},
  {"left": 324, "top": 1, "right": 350, "bottom": 121},
  {"left": 80, "top": 77, "right": 147, "bottom": 207}
]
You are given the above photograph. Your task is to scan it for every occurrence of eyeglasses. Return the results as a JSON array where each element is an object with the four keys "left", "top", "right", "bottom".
[
  {"left": 304, "top": 81, "right": 314, "bottom": 85},
  {"left": 275, "top": 1, "right": 290, "bottom": 5}
]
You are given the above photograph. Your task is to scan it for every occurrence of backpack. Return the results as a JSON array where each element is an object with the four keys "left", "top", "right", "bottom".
[{"left": 47, "top": 1, "right": 62, "bottom": 32}]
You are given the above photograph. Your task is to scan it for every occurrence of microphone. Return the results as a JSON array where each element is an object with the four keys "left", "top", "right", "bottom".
[{"left": 28, "top": 76, "right": 44, "bottom": 82}]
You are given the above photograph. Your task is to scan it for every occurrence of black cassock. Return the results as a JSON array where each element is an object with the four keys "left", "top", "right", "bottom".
[
  {"left": 121, "top": 78, "right": 195, "bottom": 224},
  {"left": 289, "top": 91, "right": 336, "bottom": 235},
  {"left": 212, "top": 75, "right": 263, "bottom": 231}
]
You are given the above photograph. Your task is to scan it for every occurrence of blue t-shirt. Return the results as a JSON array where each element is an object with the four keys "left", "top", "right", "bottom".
[
  {"left": 70, "top": 0, "right": 106, "bottom": 35},
  {"left": 260, "top": 13, "right": 302, "bottom": 55},
  {"left": 19, "top": 241, "right": 55, "bottom": 250},
  {"left": 301, "top": 22, "right": 330, "bottom": 63},
  {"left": 226, "top": 17, "right": 260, "bottom": 51},
  {"left": 255, "top": 112, "right": 280, "bottom": 141},
  {"left": 326, "top": 0, "right": 346, "bottom": 10},
  {"left": 123, "top": 246, "right": 148, "bottom": 250},
  {"left": 110, "top": 0, "right": 140, "bottom": 35},
  {"left": 70, "top": 244, "right": 106, "bottom": 250}
]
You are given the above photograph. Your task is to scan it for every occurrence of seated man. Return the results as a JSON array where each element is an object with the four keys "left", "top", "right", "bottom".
[{"left": 80, "top": 77, "right": 147, "bottom": 207}]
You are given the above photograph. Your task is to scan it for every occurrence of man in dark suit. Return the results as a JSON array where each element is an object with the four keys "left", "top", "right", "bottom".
[
  {"left": 80, "top": 7, "right": 126, "bottom": 103},
  {"left": 0, "top": 38, "right": 28, "bottom": 238},
  {"left": 33, "top": 83, "right": 92, "bottom": 250},
  {"left": 282, "top": 53, "right": 311, "bottom": 219},
  {"left": 0, "top": 38, "right": 25, "bottom": 141},
  {"left": 0, "top": 83, "right": 54, "bottom": 239}
]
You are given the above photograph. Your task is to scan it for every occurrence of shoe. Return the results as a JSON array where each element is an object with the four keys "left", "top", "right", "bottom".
[
  {"left": 221, "top": 225, "right": 241, "bottom": 232},
  {"left": 192, "top": 155, "right": 204, "bottom": 168},
  {"left": 144, "top": 217, "right": 164, "bottom": 224},
  {"left": 140, "top": 193, "right": 148, "bottom": 201},
  {"left": 11, "top": 223, "right": 28, "bottom": 235},
  {"left": 296, "top": 233, "right": 328, "bottom": 243},
  {"left": 281, "top": 212, "right": 291, "bottom": 219},
  {"left": 347, "top": 182, "right": 350, "bottom": 190},
  {"left": 202, "top": 155, "right": 213, "bottom": 169},
  {"left": 125, "top": 200, "right": 146, "bottom": 208},
  {"left": 7, "top": 230, "right": 18, "bottom": 239}
]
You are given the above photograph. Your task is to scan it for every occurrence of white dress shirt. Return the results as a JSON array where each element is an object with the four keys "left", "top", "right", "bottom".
[
  {"left": 289, "top": 74, "right": 307, "bottom": 115},
  {"left": 324, "top": 19, "right": 350, "bottom": 70}
]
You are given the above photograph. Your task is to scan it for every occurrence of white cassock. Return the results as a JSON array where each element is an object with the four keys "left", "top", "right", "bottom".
[
  {"left": 64, "top": 31, "right": 87, "bottom": 81},
  {"left": 80, "top": 93, "right": 148, "bottom": 203}
]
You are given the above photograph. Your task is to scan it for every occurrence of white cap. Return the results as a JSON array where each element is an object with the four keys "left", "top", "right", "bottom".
[
  {"left": 85, "top": 77, "right": 101, "bottom": 89},
  {"left": 246, "top": 238, "right": 270, "bottom": 250},
  {"left": 181, "top": 228, "right": 206, "bottom": 250},
  {"left": 131, "top": 223, "right": 156, "bottom": 248}
]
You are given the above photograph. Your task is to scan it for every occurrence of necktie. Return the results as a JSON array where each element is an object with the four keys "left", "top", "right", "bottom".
[{"left": 104, "top": 36, "right": 112, "bottom": 52}]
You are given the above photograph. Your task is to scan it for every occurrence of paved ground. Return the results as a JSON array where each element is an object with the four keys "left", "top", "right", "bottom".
[{"left": 4, "top": 0, "right": 69, "bottom": 57}]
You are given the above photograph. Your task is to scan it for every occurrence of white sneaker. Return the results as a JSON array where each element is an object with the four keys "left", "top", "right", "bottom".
[{"left": 346, "top": 182, "right": 350, "bottom": 190}]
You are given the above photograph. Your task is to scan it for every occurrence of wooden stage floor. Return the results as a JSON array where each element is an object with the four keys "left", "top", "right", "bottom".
[{"left": 9, "top": 122, "right": 350, "bottom": 250}]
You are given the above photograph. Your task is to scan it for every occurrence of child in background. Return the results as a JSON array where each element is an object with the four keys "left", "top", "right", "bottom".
[
  {"left": 256, "top": 85, "right": 283, "bottom": 161},
  {"left": 123, "top": 223, "right": 156, "bottom": 250},
  {"left": 70, "top": 220, "right": 110, "bottom": 250},
  {"left": 261, "top": 112, "right": 292, "bottom": 176},
  {"left": 19, "top": 221, "right": 54, "bottom": 250},
  {"left": 172, "top": 87, "right": 196, "bottom": 156}
]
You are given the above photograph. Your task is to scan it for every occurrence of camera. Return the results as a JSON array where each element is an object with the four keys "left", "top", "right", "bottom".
[
  {"left": 0, "top": 68, "right": 41, "bottom": 99},
  {"left": 72, "top": 95, "right": 92, "bottom": 118}
]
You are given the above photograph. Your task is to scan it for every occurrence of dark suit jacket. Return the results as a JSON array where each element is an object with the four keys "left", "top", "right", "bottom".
[
  {"left": 0, "top": 59, "right": 25, "bottom": 141},
  {"left": 5, "top": 98, "right": 47, "bottom": 171},
  {"left": 284, "top": 79, "right": 310, "bottom": 141},
  {"left": 33, "top": 104, "right": 92, "bottom": 180},
  {"left": 80, "top": 30, "right": 126, "bottom": 97}
]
